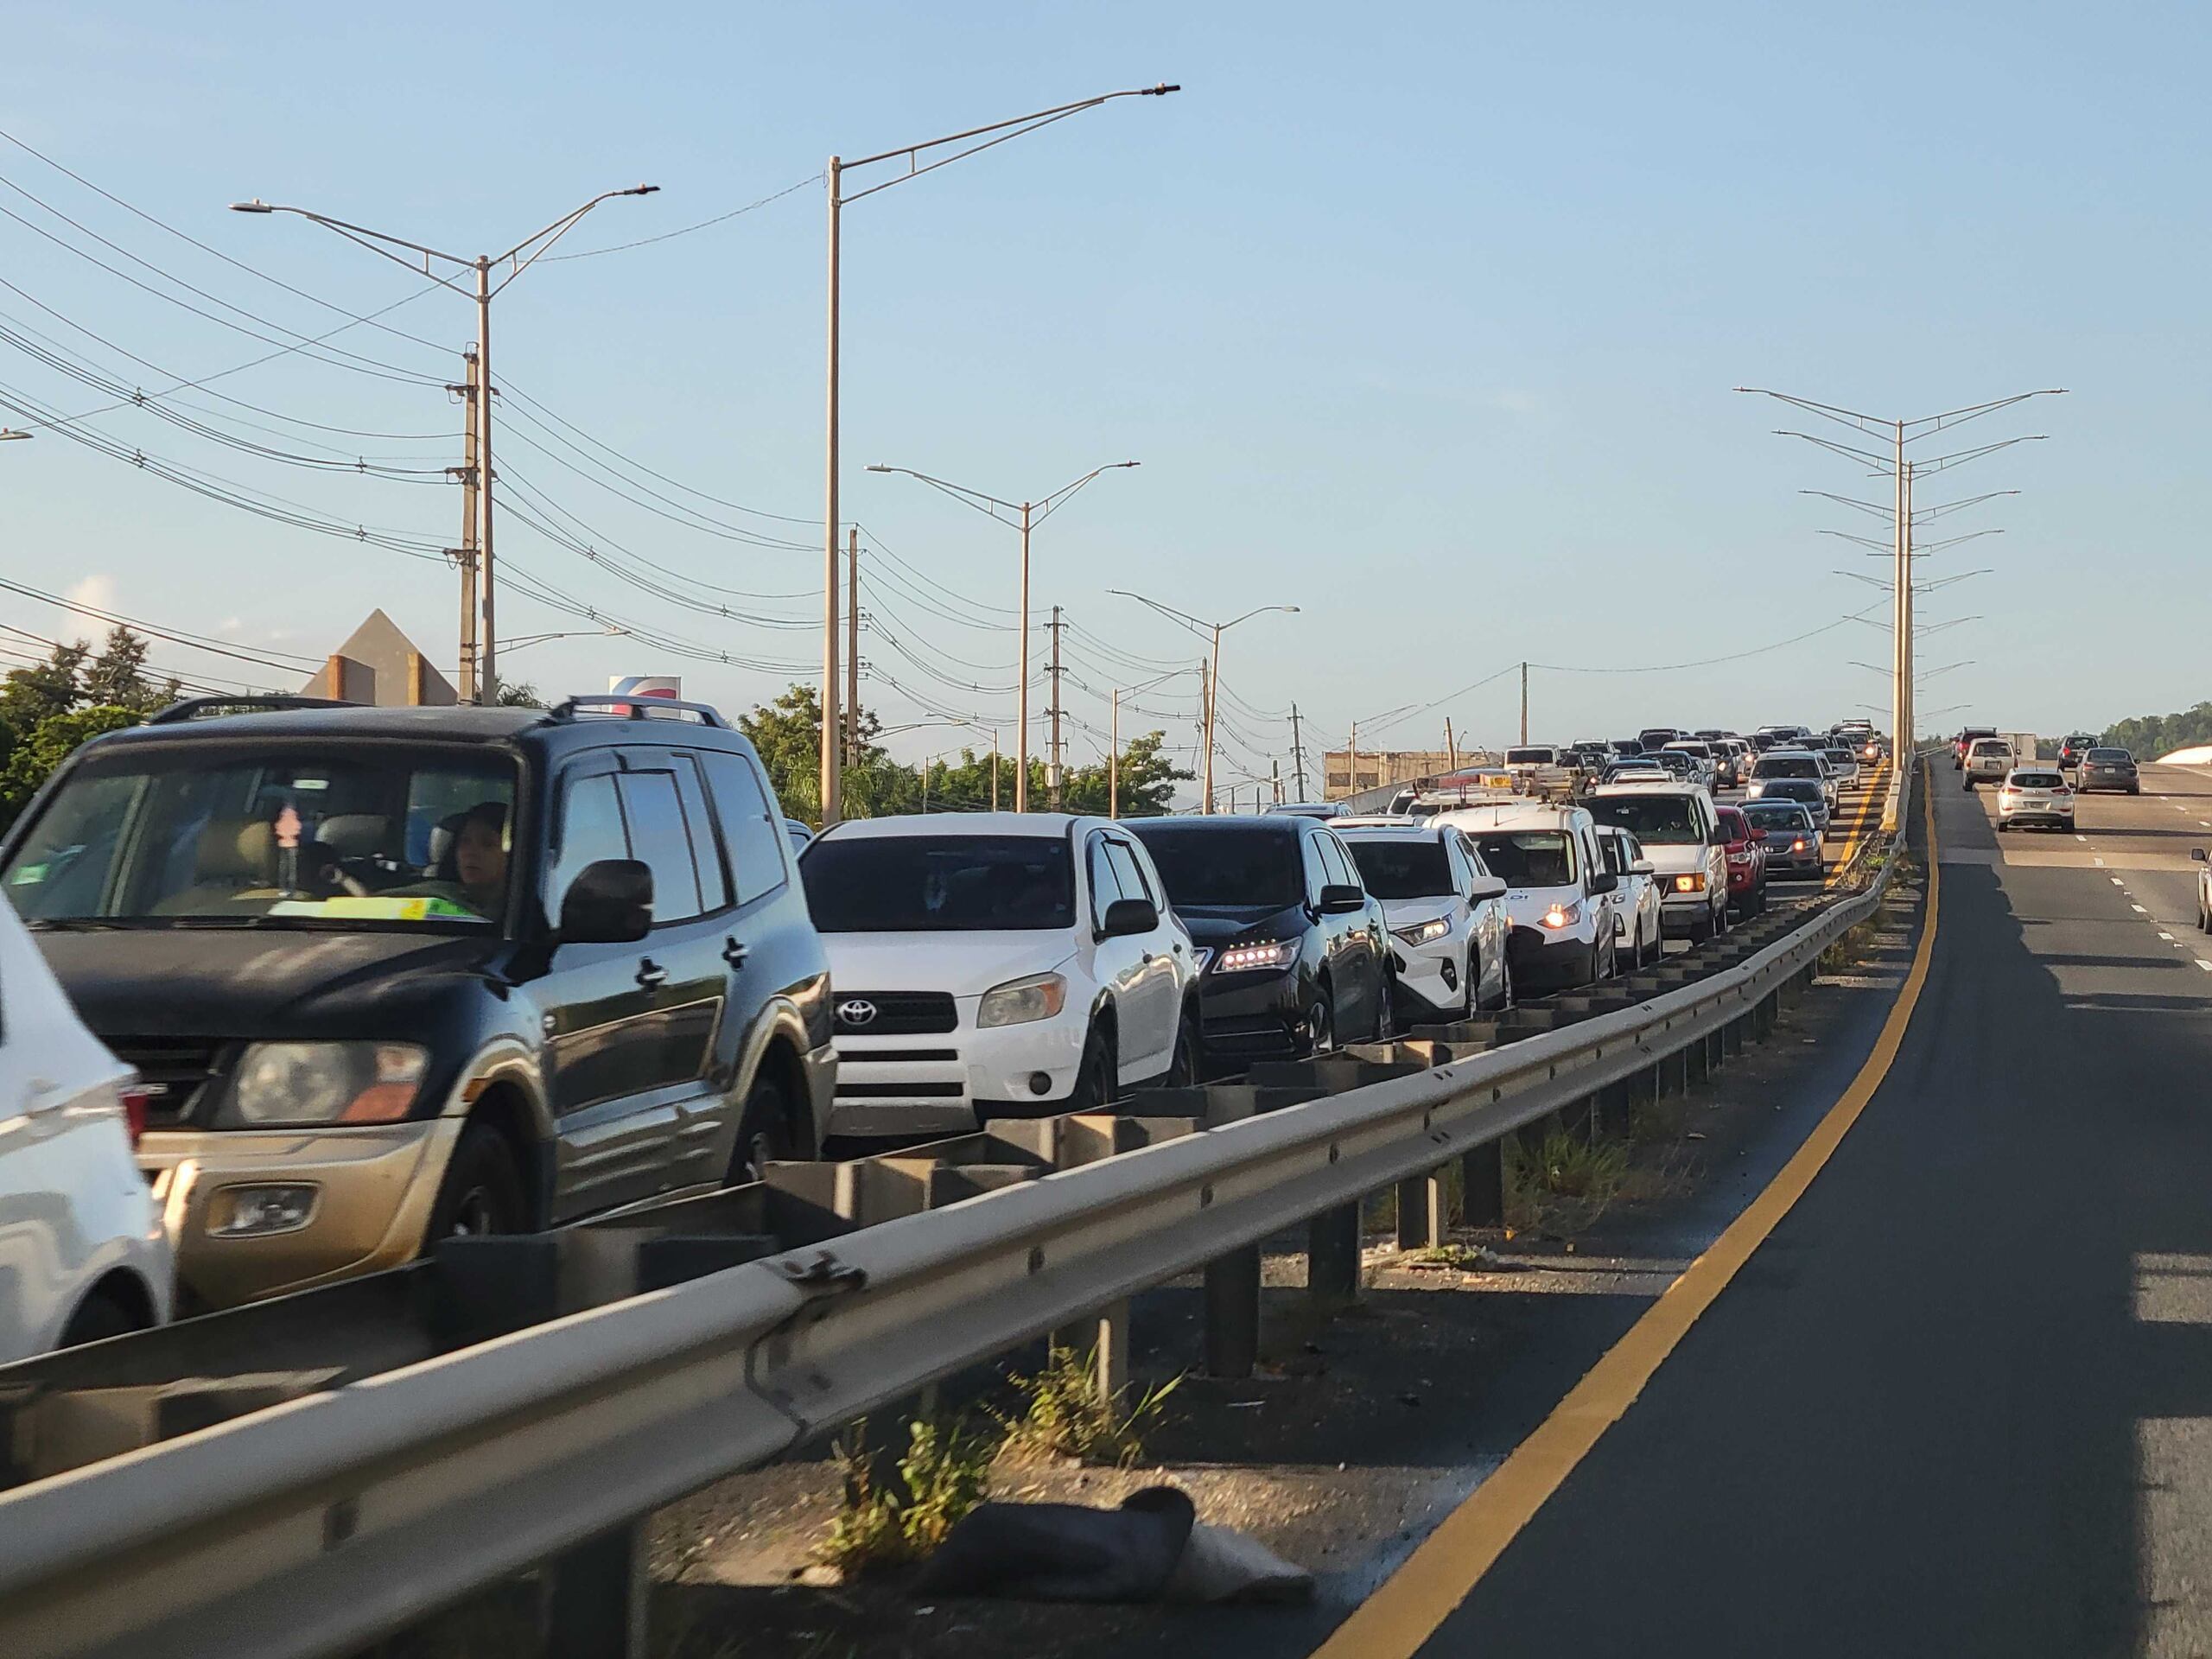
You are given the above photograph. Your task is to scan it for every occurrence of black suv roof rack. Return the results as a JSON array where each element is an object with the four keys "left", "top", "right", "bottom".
[
  {"left": 146, "top": 695, "right": 359, "bottom": 727},
  {"left": 544, "top": 694, "right": 728, "bottom": 729}
]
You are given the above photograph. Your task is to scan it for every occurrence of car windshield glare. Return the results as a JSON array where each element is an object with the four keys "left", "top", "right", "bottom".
[
  {"left": 1471, "top": 830, "right": 1576, "bottom": 887},
  {"left": 1591, "top": 795, "right": 1702, "bottom": 845},
  {"left": 1344, "top": 838, "right": 1452, "bottom": 899},
  {"left": 2, "top": 743, "right": 518, "bottom": 930},
  {"left": 2011, "top": 772, "right": 2064, "bottom": 790},
  {"left": 1129, "top": 825, "right": 1304, "bottom": 909},
  {"left": 1757, "top": 756, "right": 1821, "bottom": 779},
  {"left": 800, "top": 834, "right": 1074, "bottom": 931}
]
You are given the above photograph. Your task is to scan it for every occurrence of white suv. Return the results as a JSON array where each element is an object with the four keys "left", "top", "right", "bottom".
[
  {"left": 0, "top": 896, "right": 172, "bottom": 1360},
  {"left": 1431, "top": 802, "right": 1620, "bottom": 989},
  {"left": 1588, "top": 780, "right": 1731, "bottom": 944},
  {"left": 799, "top": 814, "right": 1201, "bottom": 1137},
  {"left": 1962, "top": 737, "right": 2015, "bottom": 791},
  {"left": 1337, "top": 822, "right": 1513, "bottom": 1020}
]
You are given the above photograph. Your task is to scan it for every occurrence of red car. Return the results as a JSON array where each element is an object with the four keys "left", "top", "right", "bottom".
[{"left": 1716, "top": 805, "right": 1769, "bottom": 916}]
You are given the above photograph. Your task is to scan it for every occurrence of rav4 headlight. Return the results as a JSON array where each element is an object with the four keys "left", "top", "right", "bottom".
[
  {"left": 976, "top": 972, "right": 1069, "bottom": 1028},
  {"left": 1391, "top": 916, "right": 1452, "bottom": 946},
  {"left": 226, "top": 1042, "right": 428, "bottom": 1127}
]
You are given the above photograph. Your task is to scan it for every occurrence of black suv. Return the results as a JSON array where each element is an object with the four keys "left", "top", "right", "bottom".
[
  {"left": 1127, "top": 814, "right": 1395, "bottom": 1062},
  {"left": 0, "top": 695, "right": 834, "bottom": 1310}
]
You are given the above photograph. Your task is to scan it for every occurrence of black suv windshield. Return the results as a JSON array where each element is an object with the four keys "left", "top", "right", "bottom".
[
  {"left": 1344, "top": 838, "right": 1452, "bottom": 899},
  {"left": 1592, "top": 794, "right": 1703, "bottom": 845},
  {"left": 1757, "top": 754, "right": 1821, "bottom": 779},
  {"left": 801, "top": 834, "right": 1073, "bottom": 931},
  {"left": 1745, "top": 803, "right": 1813, "bottom": 831},
  {"left": 3, "top": 742, "right": 518, "bottom": 929},
  {"left": 1129, "top": 823, "right": 1304, "bottom": 909}
]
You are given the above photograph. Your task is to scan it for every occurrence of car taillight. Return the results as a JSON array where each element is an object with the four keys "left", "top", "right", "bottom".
[{"left": 118, "top": 1083, "right": 152, "bottom": 1150}]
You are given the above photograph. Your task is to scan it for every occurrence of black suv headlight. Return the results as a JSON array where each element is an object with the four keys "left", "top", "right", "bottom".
[{"left": 218, "top": 1042, "right": 429, "bottom": 1127}]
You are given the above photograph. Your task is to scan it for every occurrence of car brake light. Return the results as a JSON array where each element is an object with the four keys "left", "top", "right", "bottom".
[{"left": 118, "top": 1083, "right": 152, "bottom": 1150}]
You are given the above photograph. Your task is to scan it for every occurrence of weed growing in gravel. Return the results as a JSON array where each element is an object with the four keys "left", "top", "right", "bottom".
[
  {"left": 1401, "top": 1241, "right": 1489, "bottom": 1268},
  {"left": 815, "top": 1416, "right": 995, "bottom": 1576},
  {"left": 994, "top": 1344, "right": 1182, "bottom": 1467},
  {"left": 1506, "top": 1128, "right": 1630, "bottom": 1235}
]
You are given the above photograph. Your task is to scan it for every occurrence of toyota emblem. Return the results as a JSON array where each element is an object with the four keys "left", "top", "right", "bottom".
[{"left": 836, "top": 998, "right": 879, "bottom": 1027}]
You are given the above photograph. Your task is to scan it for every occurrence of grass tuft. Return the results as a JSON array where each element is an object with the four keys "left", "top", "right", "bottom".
[
  {"left": 1506, "top": 1128, "right": 1630, "bottom": 1236},
  {"left": 813, "top": 1415, "right": 995, "bottom": 1577},
  {"left": 993, "top": 1344, "right": 1181, "bottom": 1468}
]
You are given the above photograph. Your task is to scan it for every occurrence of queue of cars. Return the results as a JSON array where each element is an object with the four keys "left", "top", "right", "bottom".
[{"left": 0, "top": 695, "right": 1879, "bottom": 1351}]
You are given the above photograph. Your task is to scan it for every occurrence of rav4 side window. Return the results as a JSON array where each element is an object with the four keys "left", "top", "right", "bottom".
[{"left": 1086, "top": 834, "right": 1127, "bottom": 931}]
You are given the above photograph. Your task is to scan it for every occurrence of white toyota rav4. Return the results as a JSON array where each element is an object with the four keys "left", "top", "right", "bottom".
[{"left": 799, "top": 814, "right": 1202, "bottom": 1139}]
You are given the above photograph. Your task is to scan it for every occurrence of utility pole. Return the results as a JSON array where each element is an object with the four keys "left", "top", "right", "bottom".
[
  {"left": 1271, "top": 758, "right": 1281, "bottom": 805},
  {"left": 1347, "top": 721, "right": 1358, "bottom": 805},
  {"left": 821, "top": 156, "right": 844, "bottom": 825},
  {"left": 1445, "top": 716, "right": 1458, "bottom": 774},
  {"left": 1518, "top": 662, "right": 1529, "bottom": 746},
  {"left": 449, "top": 346, "right": 480, "bottom": 703},
  {"left": 845, "top": 529, "right": 861, "bottom": 768},
  {"left": 990, "top": 729, "right": 1001, "bottom": 811},
  {"left": 1893, "top": 422, "right": 1907, "bottom": 759},
  {"left": 1109, "top": 686, "right": 1121, "bottom": 819},
  {"left": 1291, "top": 702, "right": 1307, "bottom": 799},
  {"left": 1047, "top": 604, "right": 1066, "bottom": 810},
  {"left": 473, "top": 257, "right": 498, "bottom": 702}
]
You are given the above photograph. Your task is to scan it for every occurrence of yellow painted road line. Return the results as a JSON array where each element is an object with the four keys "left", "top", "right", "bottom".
[
  {"left": 1313, "top": 762, "right": 1938, "bottom": 1659},
  {"left": 1821, "top": 761, "right": 1891, "bottom": 888}
]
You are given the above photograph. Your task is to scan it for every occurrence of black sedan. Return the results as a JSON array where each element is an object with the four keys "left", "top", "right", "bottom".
[
  {"left": 2076, "top": 747, "right": 2140, "bottom": 795},
  {"left": 1128, "top": 815, "right": 1395, "bottom": 1065}
]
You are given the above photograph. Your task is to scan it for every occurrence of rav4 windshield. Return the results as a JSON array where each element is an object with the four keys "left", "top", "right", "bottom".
[
  {"left": 3, "top": 745, "right": 518, "bottom": 928},
  {"left": 800, "top": 834, "right": 1073, "bottom": 931}
]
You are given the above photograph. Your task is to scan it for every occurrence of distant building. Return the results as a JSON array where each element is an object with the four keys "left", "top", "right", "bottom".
[
  {"left": 301, "top": 610, "right": 456, "bottom": 708},
  {"left": 1321, "top": 747, "right": 1483, "bottom": 802}
]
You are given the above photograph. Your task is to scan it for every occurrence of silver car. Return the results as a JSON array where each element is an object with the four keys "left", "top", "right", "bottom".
[{"left": 1962, "top": 737, "right": 2014, "bottom": 791}]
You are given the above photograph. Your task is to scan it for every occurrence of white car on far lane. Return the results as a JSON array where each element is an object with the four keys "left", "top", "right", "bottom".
[
  {"left": 1335, "top": 820, "right": 1513, "bottom": 1020},
  {"left": 0, "top": 895, "right": 172, "bottom": 1361},
  {"left": 798, "top": 814, "right": 1202, "bottom": 1138}
]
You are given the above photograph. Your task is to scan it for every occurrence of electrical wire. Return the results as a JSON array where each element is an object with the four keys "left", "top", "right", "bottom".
[
  {"left": 0, "top": 576, "right": 326, "bottom": 673},
  {"left": 541, "top": 172, "right": 823, "bottom": 261}
]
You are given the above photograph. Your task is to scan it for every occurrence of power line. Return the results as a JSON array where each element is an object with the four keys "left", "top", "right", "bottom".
[
  {"left": 0, "top": 576, "right": 324, "bottom": 673},
  {"left": 541, "top": 172, "right": 823, "bottom": 261}
]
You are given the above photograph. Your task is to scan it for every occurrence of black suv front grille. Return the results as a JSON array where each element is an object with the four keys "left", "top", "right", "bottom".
[
  {"left": 106, "top": 1038, "right": 227, "bottom": 1128},
  {"left": 833, "top": 991, "right": 957, "bottom": 1036}
]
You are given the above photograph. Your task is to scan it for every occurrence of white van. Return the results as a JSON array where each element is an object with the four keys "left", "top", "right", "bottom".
[{"left": 1430, "top": 802, "right": 1620, "bottom": 989}]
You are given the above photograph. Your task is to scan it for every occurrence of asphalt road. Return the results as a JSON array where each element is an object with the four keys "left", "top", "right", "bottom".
[{"left": 1378, "top": 760, "right": 2212, "bottom": 1657}]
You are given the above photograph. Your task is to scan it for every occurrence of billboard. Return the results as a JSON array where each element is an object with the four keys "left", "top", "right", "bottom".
[{"left": 608, "top": 676, "right": 681, "bottom": 701}]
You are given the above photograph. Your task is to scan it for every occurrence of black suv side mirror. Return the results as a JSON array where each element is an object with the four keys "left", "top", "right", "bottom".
[
  {"left": 559, "top": 858, "right": 653, "bottom": 944},
  {"left": 1318, "top": 882, "right": 1366, "bottom": 915},
  {"left": 1097, "top": 896, "right": 1159, "bottom": 940}
]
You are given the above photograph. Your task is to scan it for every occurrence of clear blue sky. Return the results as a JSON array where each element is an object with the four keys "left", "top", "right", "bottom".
[{"left": 2, "top": 1, "right": 2205, "bottom": 795}]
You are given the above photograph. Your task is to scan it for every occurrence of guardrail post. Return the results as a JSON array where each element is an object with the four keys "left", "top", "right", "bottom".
[
  {"left": 1308, "top": 1205, "right": 1363, "bottom": 1308},
  {"left": 1095, "top": 1299, "right": 1130, "bottom": 1400},
  {"left": 543, "top": 1521, "right": 647, "bottom": 1659},
  {"left": 1724, "top": 1014, "right": 1747, "bottom": 1058},
  {"left": 1461, "top": 1141, "right": 1504, "bottom": 1227},
  {"left": 1685, "top": 1038, "right": 1709, "bottom": 1087},
  {"left": 1205, "top": 1246, "right": 1263, "bottom": 1377},
  {"left": 1395, "top": 1167, "right": 1448, "bottom": 1251}
]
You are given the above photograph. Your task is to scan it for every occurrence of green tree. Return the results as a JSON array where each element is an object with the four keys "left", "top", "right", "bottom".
[
  {"left": 0, "top": 638, "right": 86, "bottom": 734},
  {"left": 739, "top": 683, "right": 829, "bottom": 823},
  {"left": 2105, "top": 702, "right": 2212, "bottom": 760},
  {"left": 0, "top": 704, "right": 138, "bottom": 828},
  {"left": 81, "top": 624, "right": 178, "bottom": 715},
  {"left": 493, "top": 679, "right": 547, "bottom": 709}
]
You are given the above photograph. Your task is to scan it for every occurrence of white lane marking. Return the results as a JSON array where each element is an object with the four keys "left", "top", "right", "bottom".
[
  {"left": 2197, "top": 960, "right": 2212, "bottom": 973},
  {"left": 2161, "top": 931, "right": 2177, "bottom": 940},
  {"left": 2134, "top": 904, "right": 2150, "bottom": 913}
]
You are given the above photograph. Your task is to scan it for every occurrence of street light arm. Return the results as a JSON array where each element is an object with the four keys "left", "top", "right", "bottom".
[
  {"left": 491, "top": 186, "right": 660, "bottom": 292},
  {"left": 229, "top": 201, "right": 473, "bottom": 273},
  {"left": 1108, "top": 588, "right": 1213, "bottom": 641},
  {"left": 1775, "top": 429, "right": 1897, "bottom": 473},
  {"left": 1221, "top": 603, "right": 1300, "bottom": 632},
  {"left": 1913, "top": 488, "right": 2020, "bottom": 524},
  {"left": 1736, "top": 387, "right": 1893, "bottom": 439},
  {"left": 1908, "top": 435, "right": 2046, "bottom": 477},
  {"left": 842, "top": 85, "right": 1180, "bottom": 197},
  {"left": 1800, "top": 489, "right": 1897, "bottom": 520},
  {"left": 1031, "top": 461, "right": 1140, "bottom": 526},
  {"left": 1818, "top": 529, "right": 1893, "bottom": 552}
]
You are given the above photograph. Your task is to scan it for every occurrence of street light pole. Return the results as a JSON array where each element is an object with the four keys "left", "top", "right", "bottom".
[
  {"left": 232, "top": 185, "right": 658, "bottom": 703},
  {"left": 869, "top": 461, "right": 1141, "bottom": 811},
  {"left": 820, "top": 83, "right": 1179, "bottom": 825},
  {"left": 1109, "top": 592, "right": 1300, "bottom": 815}
]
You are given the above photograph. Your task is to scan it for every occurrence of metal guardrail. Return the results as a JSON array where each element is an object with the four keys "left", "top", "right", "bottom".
[{"left": 0, "top": 770, "right": 1916, "bottom": 1659}]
